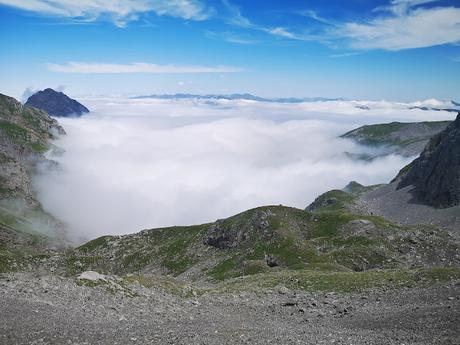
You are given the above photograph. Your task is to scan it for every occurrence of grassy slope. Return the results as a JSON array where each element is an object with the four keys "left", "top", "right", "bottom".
[
  {"left": 68, "top": 202, "right": 459, "bottom": 287},
  {"left": 0, "top": 208, "right": 56, "bottom": 273},
  {"left": 341, "top": 121, "right": 451, "bottom": 147},
  {"left": 0, "top": 198, "right": 71, "bottom": 273}
]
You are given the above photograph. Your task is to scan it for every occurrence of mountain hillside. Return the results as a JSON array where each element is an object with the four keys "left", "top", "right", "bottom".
[
  {"left": 313, "top": 115, "right": 460, "bottom": 231},
  {"left": 65, "top": 205, "right": 459, "bottom": 282},
  {"left": 0, "top": 93, "right": 67, "bottom": 261},
  {"left": 341, "top": 120, "right": 451, "bottom": 157},
  {"left": 0, "top": 94, "right": 64, "bottom": 201},
  {"left": 25, "top": 88, "right": 89, "bottom": 117}
]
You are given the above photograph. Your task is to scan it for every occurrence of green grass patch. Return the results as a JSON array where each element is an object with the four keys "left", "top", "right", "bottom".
[
  {"left": 0, "top": 120, "right": 48, "bottom": 153},
  {"left": 77, "top": 235, "right": 114, "bottom": 253},
  {"left": 311, "top": 211, "right": 355, "bottom": 238},
  {"left": 64, "top": 254, "right": 105, "bottom": 275},
  {"left": 0, "top": 120, "right": 29, "bottom": 144},
  {"left": 219, "top": 267, "right": 460, "bottom": 293},
  {"left": 341, "top": 121, "right": 451, "bottom": 148},
  {"left": 208, "top": 257, "right": 239, "bottom": 280}
]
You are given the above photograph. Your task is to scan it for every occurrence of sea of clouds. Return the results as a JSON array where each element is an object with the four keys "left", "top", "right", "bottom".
[{"left": 33, "top": 97, "right": 457, "bottom": 241}]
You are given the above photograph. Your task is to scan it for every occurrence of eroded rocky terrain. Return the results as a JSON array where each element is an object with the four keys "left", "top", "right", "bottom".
[{"left": 1, "top": 271, "right": 459, "bottom": 345}]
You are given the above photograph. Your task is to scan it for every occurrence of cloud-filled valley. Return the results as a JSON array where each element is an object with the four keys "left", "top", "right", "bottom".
[{"left": 34, "top": 98, "right": 456, "bottom": 241}]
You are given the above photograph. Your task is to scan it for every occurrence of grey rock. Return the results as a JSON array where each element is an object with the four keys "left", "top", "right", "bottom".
[{"left": 77, "top": 271, "right": 107, "bottom": 282}]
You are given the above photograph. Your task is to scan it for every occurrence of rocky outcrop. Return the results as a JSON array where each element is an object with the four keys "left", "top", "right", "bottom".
[
  {"left": 203, "top": 209, "right": 275, "bottom": 249},
  {"left": 0, "top": 93, "right": 65, "bottom": 201},
  {"left": 397, "top": 113, "right": 460, "bottom": 208},
  {"left": 25, "top": 88, "right": 89, "bottom": 117},
  {"left": 0, "top": 93, "right": 67, "bottom": 246}
]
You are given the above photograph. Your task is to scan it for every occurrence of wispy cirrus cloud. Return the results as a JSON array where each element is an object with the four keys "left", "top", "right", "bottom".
[
  {"left": 47, "top": 62, "right": 243, "bottom": 74},
  {"left": 373, "top": 0, "right": 438, "bottom": 16},
  {"left": 4, "top": 0, "right": 458, "bottom": 50},
  {"left": 220, "top": 0, "right": 460, "bottom": 51},
  {"left": 297, "top": 9, "right": 334, "bottom": 25},
  {"left": 220, "top": 0, "right": 314, "bottom": 42},
  {"left": 335, "top": 4, "right": 460, "bottom": 50},
  {"left": 329, "top": 52, "right": 360, "bottom": 59},
  {"left": 205, "top": 31, "right": 259, "bottom": 45},
  {"left": 263, "top": 27, "right": 297, "bottom": 39},
  {"left": 0, "top": 0, "right": 214, "bottom": 27},
  {"left": 220, "top": 0, "right": 253, "bottom": 28}
]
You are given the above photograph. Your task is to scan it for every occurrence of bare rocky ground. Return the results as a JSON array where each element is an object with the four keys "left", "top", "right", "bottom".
[
  {"left": 350, "top": 183, "right": 460, "bottom": 234},
  {"left": 1, "top": 272, "right": 459, "bottom": 345}
]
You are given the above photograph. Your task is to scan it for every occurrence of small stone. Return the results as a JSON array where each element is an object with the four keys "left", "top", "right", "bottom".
[
  {"left": 77, "top": 271, "right": 106, "bottom": 282},
  {"left": 277, "top": 285, "right": 290, "bottom": 295}
]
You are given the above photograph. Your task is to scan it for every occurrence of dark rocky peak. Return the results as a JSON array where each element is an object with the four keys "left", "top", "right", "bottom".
[
  {"left": 397, "top": 113, "right": 460, "bottom": 208},
  {"left": 25, "top": 88, "right": 89, "bottom": 117}
]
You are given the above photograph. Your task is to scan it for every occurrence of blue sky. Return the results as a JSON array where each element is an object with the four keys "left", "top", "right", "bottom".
[{"left": 0, "top": 0, "right": 459, "bottom": 101}]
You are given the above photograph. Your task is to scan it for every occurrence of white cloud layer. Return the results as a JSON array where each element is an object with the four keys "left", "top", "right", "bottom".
[
  {"left": 0, "top": 0, "right": 213, "bottom": 26},
  {"left": 47, "top": 62, "right": 243, "bottom": 74},
  {"left": 33, "top": 97, "right": 456, "bottom": 241}
]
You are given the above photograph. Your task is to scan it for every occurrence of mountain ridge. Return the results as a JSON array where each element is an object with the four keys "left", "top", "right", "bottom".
[
  {"left": 341, "top": 120, "right": 451, "bottom": 157},
  {"left": 132, "top": 93, "right": 345, "bottom": 103},
  {"left": 133, "top": 93, "right": 460, "bottom": 111}
]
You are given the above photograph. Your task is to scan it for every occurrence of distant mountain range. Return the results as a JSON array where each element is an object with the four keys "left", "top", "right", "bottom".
[
  {"left": 132, "top": 93, "right": 460, "bottom": 112},
  {"left": 132, "top": 93, "right": 344, "bottom": 103},
  {"left": 408, "top": 106, "right": 459, "bottom": 113}
]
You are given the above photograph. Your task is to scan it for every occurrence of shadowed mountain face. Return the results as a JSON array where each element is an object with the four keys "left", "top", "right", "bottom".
[
  {"left": 25, "top": 88, "right": 89, "bottom": 117},
  {"left": 397, "top": 113, "right": 460, "bottom": 208}
]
